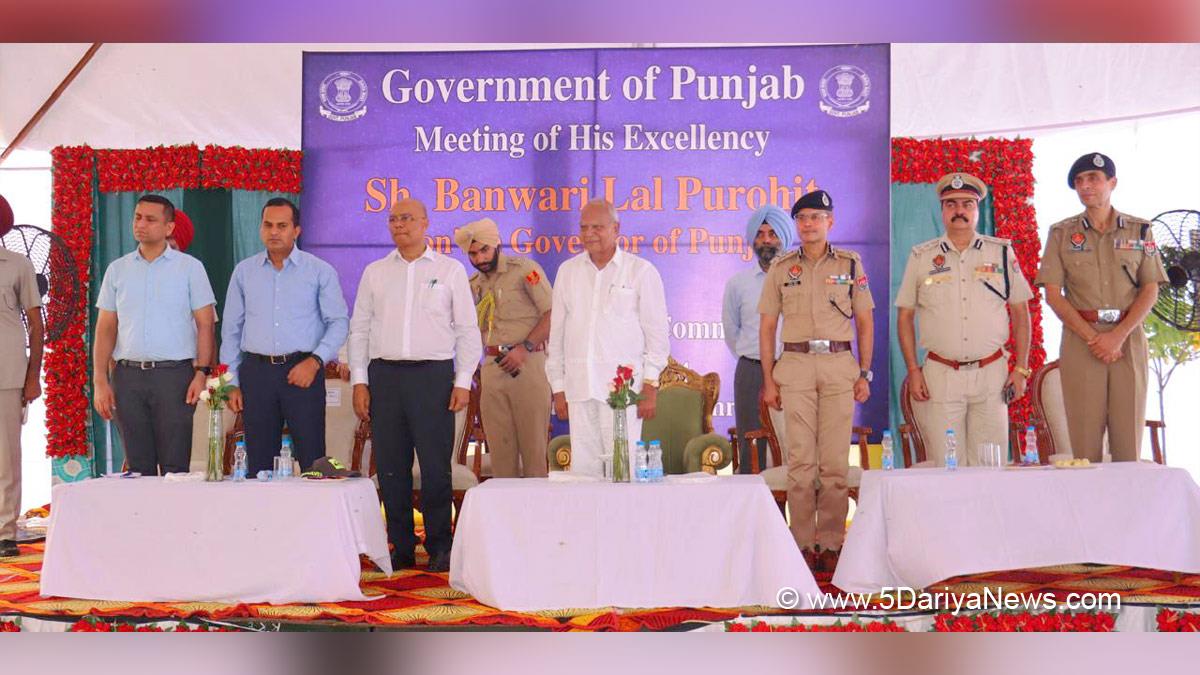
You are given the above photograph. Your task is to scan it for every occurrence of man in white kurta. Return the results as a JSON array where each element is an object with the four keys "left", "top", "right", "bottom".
[{"left": 546, "top": 199, "right": 670, "bottom": 477}]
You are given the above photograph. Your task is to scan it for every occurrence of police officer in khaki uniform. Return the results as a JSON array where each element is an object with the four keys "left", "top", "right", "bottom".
[
  {"left": 759, "top": 190, "right": 874, "bottom": 573},
  {"left": 456, "top": 218, "right": 553, "bottom": 477},
  {"left": 1036, "top": 153, "right": 1167, "bottom": 462},
  {"left": 0, "top": 216, "right": 44, "bottom": 558},
  {"left": 896, "top": 173, "right": 1034, "bottom": 465}
]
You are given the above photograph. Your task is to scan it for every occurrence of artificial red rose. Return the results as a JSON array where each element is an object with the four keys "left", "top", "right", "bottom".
[
  {"left": 726, "top": 622, "right": 748, "bottom": 632},
  {"left": 933, "top": 614, "right": 955, "bottom": 632},
  {"left": 0, "top": 621, "right": 19, "bottom": 632},
  {"left": 750, "top": 621, "right": 772, "bottom": 632},
  {"left": 215, "top": 364, "right": 229, "bottom": 376},
  {"left": 949, "top": 615, "right": 975, "bottom": 632}
]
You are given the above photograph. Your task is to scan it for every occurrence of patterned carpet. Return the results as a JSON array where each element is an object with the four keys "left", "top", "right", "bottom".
[{"left": 2, "top": 541, "right": 1199, "bottom": 631}]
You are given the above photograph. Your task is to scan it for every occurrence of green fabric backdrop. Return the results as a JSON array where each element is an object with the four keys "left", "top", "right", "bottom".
[
  {"left": 87, "top": 189, "right": 297, "bottom": 475},
  {"left": 887, "top": 183, "right": 994, "bottom": 465}
]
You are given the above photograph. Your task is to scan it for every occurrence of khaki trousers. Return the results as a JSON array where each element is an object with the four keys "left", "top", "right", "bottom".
[
  {"left": 1059, "top": 325, "right": 1148, "bottom": 462},
  {"left": 480, "top": 353, "right": 551, "bottom": 477},
  {"left": 921, "top": 357, "right": 1009, "bottom": 466},
  {"left": 775, "top": 351, "right": 856, "bottom": 551},
  {"left": 0, "top": 389, "right": 22, "bottom": 540}
]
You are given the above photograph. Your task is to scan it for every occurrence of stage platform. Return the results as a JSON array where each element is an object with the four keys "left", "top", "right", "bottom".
[{"left": 4, "top": 541, "right": 1200, "bottom": 631}]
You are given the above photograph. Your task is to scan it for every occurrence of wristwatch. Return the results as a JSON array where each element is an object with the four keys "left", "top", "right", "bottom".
[
  {"left": 1014, "top": 365, "right": 1032, "bottom": 378},
  {"left": 194, "top": 365, "right": 212, "bottom": 376},
  {"left": 521, "top": 340, "right": 536, "bottom": 352},
  {"left": 859, "top": 369, "right": 873, "bottom": 383}
]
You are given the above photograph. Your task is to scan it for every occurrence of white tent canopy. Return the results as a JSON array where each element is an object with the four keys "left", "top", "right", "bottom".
[{"left": 2, "top": 43, "right": 1198, "bottom": 151}]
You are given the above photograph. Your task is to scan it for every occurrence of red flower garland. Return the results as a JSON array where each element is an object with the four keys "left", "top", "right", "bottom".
[
  {"left": 0, "top": 619, "right": 19, "bottom": 632},
  {"left": 96, "top": 145, "right": 201, "bottom": 193},
  {"left": 46, "top": 146, "right": 95, "bottom": 458},
  {"left": 200, "top": 144, "right": 302, "bottom": 193},
  {"left": 726, "top": 619, "right": 906, "bottom": 632},
  {"left": 47, "top": 144, "right": 302, "bottom": 458},
  {"left": 932, "top": 610, "right": 1115, "bottom": 632},
  {"left": 1156, "top": 608, "right": 1200, "bottom": 632},
  {"left": 891, "top": 138, "right": 1047, "bottom": 429}
]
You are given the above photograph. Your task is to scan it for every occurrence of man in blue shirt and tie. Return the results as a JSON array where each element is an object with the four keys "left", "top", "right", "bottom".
[
  {"left": 222, "top": 198, "right": 349, "bottom": 474},
  {"left": 721, "top": 204, "right": 792, "bottom": 473},
  {"left": 94, "top": 194, "right": 217, "bottom": 475}
]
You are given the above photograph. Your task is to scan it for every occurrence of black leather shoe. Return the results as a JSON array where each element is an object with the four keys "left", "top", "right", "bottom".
[
  {"left": 391, "top": 550, "right": 416, "bottom": 571},
  {"left": 0, "top": 540, "right": 19, "bottom": 558},
  {"left": 426, "top": 551, "right": 451, "bottom": 573}
]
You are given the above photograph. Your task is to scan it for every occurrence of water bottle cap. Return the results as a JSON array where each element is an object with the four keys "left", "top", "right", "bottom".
[
  {"left": 946, "top": 429, "right": 956, "bottom": 435},
  {"left": 1026, "top": 425, "right": 1035, "bottom": 431},
  {"left": 882, "top": 430, "right": 891, "bottom": 437}
]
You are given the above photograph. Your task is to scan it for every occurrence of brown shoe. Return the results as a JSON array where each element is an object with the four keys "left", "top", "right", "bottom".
[
  {"left": 817, "top": 547, "right": 841, "bottom": 574},
  {"left": 801, "top": 547, "right": 820, "bottom": 573}
]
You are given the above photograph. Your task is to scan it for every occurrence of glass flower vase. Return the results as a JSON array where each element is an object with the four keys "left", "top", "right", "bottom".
[
  {"left": 205, "top": 406, "right": 224, "bottom": 482},
  {"left": 611, "top": 406, "right": 630, "bottom": 483}
]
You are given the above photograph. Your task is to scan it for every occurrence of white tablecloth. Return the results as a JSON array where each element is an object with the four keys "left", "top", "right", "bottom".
[
  {"left": 450, "top": 475, "right": 818, "bottom": 611},
  {"left": 833, "top": 463, "right": 1200, "bottom": 593},
  {"left": 40, "top": 477, "right": 391, "bottom": 604}
]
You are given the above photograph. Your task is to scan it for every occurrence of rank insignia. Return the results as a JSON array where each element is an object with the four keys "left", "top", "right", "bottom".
[
  {"left": 1069, "top": 232, "right": 1086, "bottom": 251},
  {"left": 525, "top": 269, "right": 541, "bottom": 285}
]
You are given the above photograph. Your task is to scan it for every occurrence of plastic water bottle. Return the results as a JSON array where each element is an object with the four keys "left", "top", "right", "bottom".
[
  {"left": 881, "top": 431, "right": 895, "bottom": 471},
  {"left": 649, "top": 440, "right": 664, "bottom": 482},
  {"left": 945, "top": 429, "right": 958, "bottom": 471},
  {"left": 1024, "top": 425, "right": 1039, "bottom": 465},
  {"left": 635, "top": 441, "right": 649, "bottom": 483},
  {"left": 232, "top": 439, "right": 248, "bottom": 482},
  {"left": 279, "top": 435, "right": 294, "bottom": 479}
]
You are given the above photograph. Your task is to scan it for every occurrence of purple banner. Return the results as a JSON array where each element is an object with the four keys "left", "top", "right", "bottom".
[{"left": 302, "top": 45, "right": 891, "bottom": 438}]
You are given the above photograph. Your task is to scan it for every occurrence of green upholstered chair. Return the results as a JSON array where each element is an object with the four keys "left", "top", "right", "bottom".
[{"left": 547, "top": 357, "right": 733, "bottom": 474}]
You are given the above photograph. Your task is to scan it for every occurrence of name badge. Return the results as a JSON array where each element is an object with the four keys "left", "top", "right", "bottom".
[{"left": 923, "top": 272, "right": 952, "bottom": 286}]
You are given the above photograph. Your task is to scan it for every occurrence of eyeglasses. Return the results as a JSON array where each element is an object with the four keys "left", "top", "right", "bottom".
[
  {"left": 389, "top": 214, "right": 421, "bottom": 224},
  {"left": 794, "top": 213, "right": 830, "bottom": 224}
]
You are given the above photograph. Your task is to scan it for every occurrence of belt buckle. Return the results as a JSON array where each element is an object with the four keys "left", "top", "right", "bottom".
[
  {"left": 138, "top": 361, "right": 154, "bottom": 370},
  {"left": 810, "top": 340, "right": 831, "bottom": 354},
  {"left": 270, "top": 354, "right": 287, "bottom": 365},
  {"left": 959, "top": 360, "right": 980, "bottom": 371},
  {"left": 1098, "top": 309, "right": 1121, "bottom": 324}
]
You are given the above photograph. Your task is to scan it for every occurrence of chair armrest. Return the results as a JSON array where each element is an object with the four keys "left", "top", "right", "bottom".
[
  {"left": 547, "top": 434, "right": 572, "bottom": 472},
  {"left": 683, "top": 433, "right": 732, "bottom": 474}
]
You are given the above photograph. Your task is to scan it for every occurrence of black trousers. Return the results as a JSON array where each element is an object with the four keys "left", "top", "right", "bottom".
[
  {"left": 240, "top": 355, "right": 326, "bottom": 475},
  {"left": 368, "top": 359, "right": 455, "bottom": 557},
  {"left": 734, "top": 356, "right": 768, "bottom": 473},
  {"left": 112, "top": 363, "right": 195, "bottom": 475}
]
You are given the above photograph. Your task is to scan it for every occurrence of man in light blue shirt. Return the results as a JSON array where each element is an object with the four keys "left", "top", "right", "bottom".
[
  {"left": 94, "top": 194, "right": 217, "bottom": 475},
  {"left": 222, "top": 198, "right": 348, "bottom": 474},
  {"left": 721, "top": 204, "right": 792, "bottom": 473}
]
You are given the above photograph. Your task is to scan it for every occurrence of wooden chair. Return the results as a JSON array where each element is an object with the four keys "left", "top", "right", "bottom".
[
  {"left": 741, "top": 398, "right": 872, "bottom": 516},
  {"left": 547, "top": 357, "right": 733, "bottom": 474},
  {"left": 1030, "top": 360, "right": 1165, "bottom": 464}
]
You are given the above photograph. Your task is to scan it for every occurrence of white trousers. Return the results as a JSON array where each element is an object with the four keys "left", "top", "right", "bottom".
[
  {"left": 567, "top": 399, "right": 643, "bottom": 477},
  {"left": 922, "top": 358, "right": 1009, "bottom": 466}
]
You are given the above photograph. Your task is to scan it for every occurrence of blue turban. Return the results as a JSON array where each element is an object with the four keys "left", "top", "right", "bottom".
[{"left": 745, "top": 204, "right": 794, "bottom": 251}]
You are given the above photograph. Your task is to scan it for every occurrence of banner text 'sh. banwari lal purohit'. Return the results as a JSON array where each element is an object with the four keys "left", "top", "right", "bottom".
[{"left": 381, "top": 64, "right": 806, "bottom": 110}]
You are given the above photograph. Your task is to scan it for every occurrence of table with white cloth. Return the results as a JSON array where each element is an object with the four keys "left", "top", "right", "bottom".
[
  {"left": 833, "top": 463, "right": 1200, "bottom": 594},
  {"left": 40, "top": 476, "right": 391, "bottom": 604},
  {"left": 449, "top": 475, "right": 818, "bottom": 611}
]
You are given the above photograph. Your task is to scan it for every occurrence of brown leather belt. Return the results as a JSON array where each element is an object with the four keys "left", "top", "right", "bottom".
[
  {"left": 1077, "top": 309, "right": 1125, "bottom": 324},
  {"left": 484, "top": 344, "right": 545, "bottom": 357},
  {"left": 926, "top": 349, "right": 1004, "bottom": 371},
  {"left": 782, "top": 340, "right": 853, "bottom": 354}
]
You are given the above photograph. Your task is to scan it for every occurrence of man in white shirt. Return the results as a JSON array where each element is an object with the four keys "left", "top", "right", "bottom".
[
  {"left": 545, "top": 199, "right": 670, "bottom": 477},
  {"left": 349, "top": 198, "right": 481, "bottom": 573}
]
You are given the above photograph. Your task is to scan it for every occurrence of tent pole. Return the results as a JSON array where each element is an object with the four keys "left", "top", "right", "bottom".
[{"left": 0, "top": 42, "right": 102, "bottom": 166}]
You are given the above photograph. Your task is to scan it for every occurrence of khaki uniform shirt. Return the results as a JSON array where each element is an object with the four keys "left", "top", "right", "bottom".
[
  {"left": 0, "top": 249, "right": 41, "bottom": 389},
  {"left": 470, "top": 253, "right": 553, "bottom": 347},
  {"left": 758, "top": 244, "right": 874, "bottom": 342},
  {"left": 1035, "top": 210, "right": 1167, "bottom": 310},
  {"left": 895, "top": 234, "right": 1034, "bottom": 361}
]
